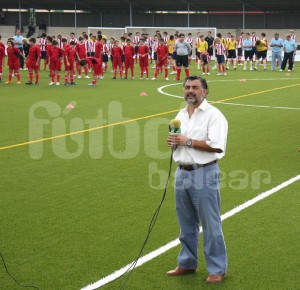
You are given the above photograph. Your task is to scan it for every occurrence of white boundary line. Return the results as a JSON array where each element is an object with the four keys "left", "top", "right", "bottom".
[{"left": 81, "top": 175, "right": 300, "bottom": 290}]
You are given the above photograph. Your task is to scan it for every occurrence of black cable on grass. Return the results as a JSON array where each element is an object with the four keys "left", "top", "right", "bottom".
[
  {"left": 99, "top": 149, "right": 174, "bottom": 289},
  {"left": 0, "top": 249, "right": 40, "bottom": 290}
]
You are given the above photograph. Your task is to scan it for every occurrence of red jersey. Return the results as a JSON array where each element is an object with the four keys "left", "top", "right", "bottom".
[
  {"left": 0, "top": 47, "right": 5, "bottom": 60},
  {"left": 75, "top": 43, "right": 87, "bottom": 59},
  {"left": 7, "top": 47, "right": 21, "bottom": 63},
  {"left": 112, "top": 47, "right": 123, "bottom": 58},
  {"left": 46, "top": 44, "right": 52, "bottom": 55},
  {"left": 65, "top": 47, "right": 76, "bottom": 62},
  {"left": 28, "top": 45, "right": 41, "bottom": 62},
  {"left": 123, "top": 45, "right": 135, "bottom": 58},
  {"left": 49, "top": 46, "right": 63, "bottom": 61},
  {"left": 0, "top": 42, "right": 6, "bottom": 53},
  {"left": 156, "top": 45, "right": 168, "bottom": 59},
  {"left": 138, "top": 45, "right": 149, "bottom": 56},
  {"left": 95, "top": 41, "right": 103, "bottom": 58}
]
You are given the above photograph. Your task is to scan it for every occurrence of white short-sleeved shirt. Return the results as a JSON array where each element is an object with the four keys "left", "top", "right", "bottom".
[{"left": 173, "top": 99, "right": 228, "bottom": 165}]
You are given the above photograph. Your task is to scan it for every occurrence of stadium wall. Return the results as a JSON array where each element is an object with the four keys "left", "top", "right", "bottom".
[{"left": 1, "top": 11, "right": 300, "bottom": 29}]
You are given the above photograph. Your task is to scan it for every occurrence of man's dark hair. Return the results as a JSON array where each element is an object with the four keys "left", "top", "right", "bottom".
[
  {"left": 183, "top": 75, "right": 209, "bottom": 92},
  {"left": 29, "top": 38, "right": 36, "bottom": 43}
]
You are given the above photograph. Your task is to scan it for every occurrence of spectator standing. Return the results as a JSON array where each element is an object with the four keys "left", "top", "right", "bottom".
[
  {"left": 38, "top": 20, "right": 47, "bottom": 37},
  {"left": 280, "top": 34, "right": 297, "bottom": 72},
  {"left": 270, "top": 33, "right": 284, "bottom": 71},
  {"left": 13, "top": 29, "right": 24, "bottom": 69}
]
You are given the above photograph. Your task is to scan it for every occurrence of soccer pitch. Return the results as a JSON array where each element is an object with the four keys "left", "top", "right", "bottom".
[{"left": 0, "top": 63, "right": 299, "bottom": 290}]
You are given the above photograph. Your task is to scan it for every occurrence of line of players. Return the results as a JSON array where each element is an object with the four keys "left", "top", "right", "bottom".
[
  {"left": 0, "top": 29, "right": 297, "bottom": 84},
  {"left": 195, "top": 30, "right": 297, "bottom": 75}
]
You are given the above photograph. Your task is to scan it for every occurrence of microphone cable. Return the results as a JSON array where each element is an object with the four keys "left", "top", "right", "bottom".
[
  {"left": 0, "top": 248, "right": 40, "bottom": 289},
  {"left": 102, "top": 148, "right": 175, "bottom": 289}
]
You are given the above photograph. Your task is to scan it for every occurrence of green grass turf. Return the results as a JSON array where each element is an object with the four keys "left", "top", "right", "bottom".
[{"left": 0, "top": 63, "right": 299, "bottom": 290}]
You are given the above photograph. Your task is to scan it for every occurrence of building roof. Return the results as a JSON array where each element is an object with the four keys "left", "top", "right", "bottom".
[{"left": 1, "top": 0, "right": 299, "bottom": 13}]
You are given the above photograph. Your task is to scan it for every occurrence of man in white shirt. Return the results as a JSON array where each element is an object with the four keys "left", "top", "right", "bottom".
[{"left": 167, "top": 75, "right": 228, "bottom": 284}]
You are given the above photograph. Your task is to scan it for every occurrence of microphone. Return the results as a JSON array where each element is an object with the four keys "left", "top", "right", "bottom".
[
  {"left": 169, "top": 119, "right": 181, "bottom": 150},
  {"left": 169, "top": 119, "right": 181, "bottom": 134}
]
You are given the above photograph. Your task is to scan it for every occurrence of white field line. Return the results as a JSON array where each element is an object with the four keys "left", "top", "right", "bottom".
[
  {"left": 214, "top": 102, "right": 300, "bottom": 110},
  {"left": 157, "top": 81, "right": 300, "bottom": 110},
  {"left": 81, "top": 174, "right": 300, "bottom": 290},
  {"left": 157, "top": 77, "right": 299, "bottom": 99}
]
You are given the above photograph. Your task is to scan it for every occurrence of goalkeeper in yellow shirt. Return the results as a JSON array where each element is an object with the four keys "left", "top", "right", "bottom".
[
  {"left": 255, "top": 40, "right": 267, "bottom": 70},
  {"left": 226, "top": 35, "right": 237, "bottom": 70},
  {"left": 196, "top": 35, "right": 208, "bottom": 70}
]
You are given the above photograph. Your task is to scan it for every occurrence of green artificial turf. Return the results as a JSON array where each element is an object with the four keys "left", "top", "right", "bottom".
[{"left": 0, "top": 63, "right": 299, "bottom": 290}]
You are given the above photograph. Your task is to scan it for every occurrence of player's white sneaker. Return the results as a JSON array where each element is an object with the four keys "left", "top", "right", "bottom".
[
  {"left": 49, "top": 82, "right": 55, "bottom": 85},
  {"left": 85, "top": 75, "right": 90, "bottom": 79},
  {"left": 151, "top": 77, "right": 157, "bottom": 80},
  {"left": 78, "top": 75, "right": 82, "bottom": 78},
  {"left": 140, "top": 77, "right": 144, "bottom": 80},
  {"left": 202, "top": 73, "right": 206, "bottom": 75},
  {"left": 170, "top": 71, "right": 177, "bottom": 74},
  {"left": 250, "top": 68, "right": 253, "bottom": 71},
  {"left": 223, "top": 73, "right": 227, "bottom": 76},
  {"left": 217, "top": 73, "right": 222, "bottom": 76},
  {"left": 56, "top": 82, "right": 60, "bottom": 86},
  {"left": 206, "top": 72, "right": 210, "bottom": 75}
]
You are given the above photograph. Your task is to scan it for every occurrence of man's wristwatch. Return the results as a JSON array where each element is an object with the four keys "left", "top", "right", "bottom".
[{"left": 187, "top": 139, "right": 193, "bottom": 148}]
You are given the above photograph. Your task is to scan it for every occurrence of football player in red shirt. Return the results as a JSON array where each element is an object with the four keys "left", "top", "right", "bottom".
[
  {"left": 64, "top": 41, "right": 76, "bottom": 85},
  {"left": 80, "top": 57, "right": 102, "bottom": 86},
  {"left": 95, "top": 35, "right": 104, "bottom": 79},
  {"left": 75, "top": 36, "right": 89, "bottom": 79},
  {"left": 5, "top": 40, "right": 24, "bottom": 84},
  {"left": 45, "top": 36, "right": 53, "bottom": 71},
  {"left": 26, "top": 38, "right": 41, "bottom": 85},
  {"left": 152, "top": 39, "right": 169, "bottom": 80},
  {"left": 111, "top": 40, "right": 123, "bottom": 79},
  {"left": 138, "top": 38, "right": 150, "bottom": 79},
  {"left": 0, "top": 36, "right": 5, "bottom": 83},
  {"left": 123, "top": 39, "right": 135, "bottom": 79},
  {"left": 48, "top": 40, "right": 63, "bottom": 85}
]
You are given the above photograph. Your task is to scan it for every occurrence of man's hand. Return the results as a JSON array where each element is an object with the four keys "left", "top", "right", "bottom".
[{"left": 167, "top": 134, "right": 189, "bottom": 147}]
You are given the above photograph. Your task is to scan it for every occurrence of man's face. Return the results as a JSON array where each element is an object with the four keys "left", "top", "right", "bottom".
[
  {"left": 184, "top": 79, "right": 206, "bottom": 105},
  {"left": 180, "top": 35, "right": 185, "bottom": 42},
  {"left": 16, "top": 30, "right": 20, "bottom": 36},
  {"left": 275, "top": 34, "right": 279, "bottom": 39}
]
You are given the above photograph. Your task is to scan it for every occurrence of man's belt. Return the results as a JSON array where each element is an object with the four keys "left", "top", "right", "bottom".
[{"left": 179, "top": 160, "right": 217, "bottom": 171}]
